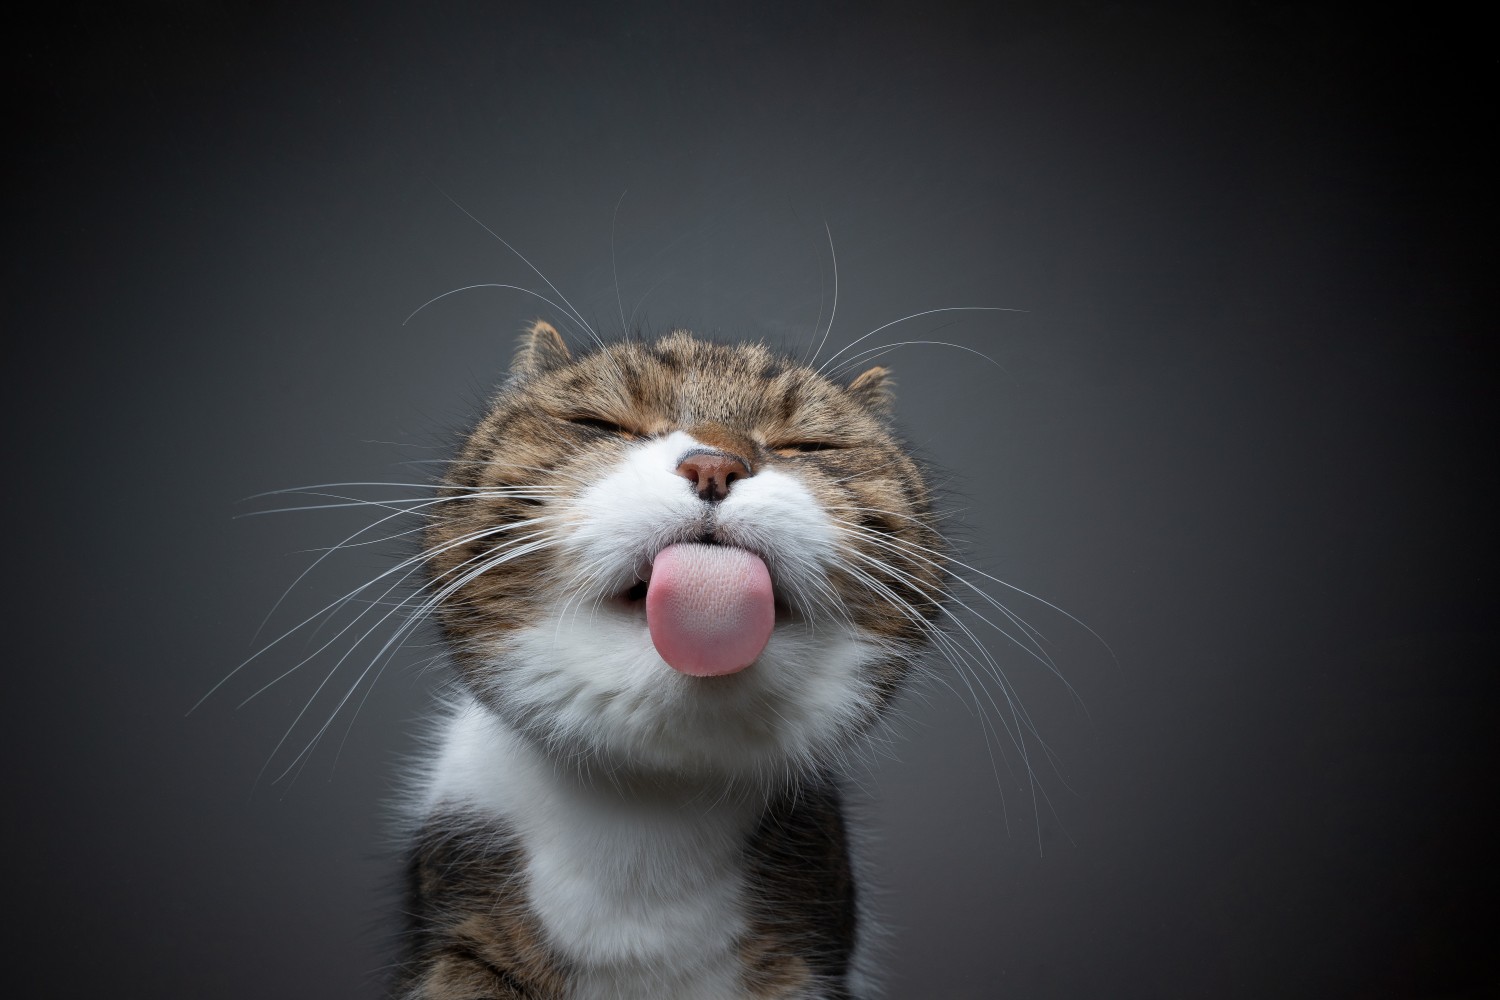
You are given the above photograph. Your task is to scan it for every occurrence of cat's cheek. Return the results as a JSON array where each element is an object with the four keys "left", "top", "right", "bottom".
[{"left": 555, "top": 432, "right": 706, "bottom": 593}]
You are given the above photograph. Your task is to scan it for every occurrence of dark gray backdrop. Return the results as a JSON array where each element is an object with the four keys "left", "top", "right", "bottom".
[{"left": 9, "top": 3, "right": 1491, "bottom": 998}]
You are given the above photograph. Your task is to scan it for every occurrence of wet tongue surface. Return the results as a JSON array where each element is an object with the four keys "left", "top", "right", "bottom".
[{"left": 646, "top": 543, "right": 774, "bottom": 676}]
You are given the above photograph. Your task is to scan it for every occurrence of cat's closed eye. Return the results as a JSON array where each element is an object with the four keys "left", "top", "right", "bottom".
[
  {"left": 772, "top": 440, "right": 845, "bottom": 456},
  {"left": 565, "top": 415, "right": 638, "bottom": 437}
]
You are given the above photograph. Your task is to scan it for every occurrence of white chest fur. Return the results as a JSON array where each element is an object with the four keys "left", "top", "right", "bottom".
[{"left": 424, "top": 697, "right": 763, "bottom": 1000}]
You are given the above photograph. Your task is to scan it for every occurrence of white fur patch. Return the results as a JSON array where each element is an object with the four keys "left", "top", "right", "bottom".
[{"left": 428, "top": 698, "right": 761, "bottom": 1000}]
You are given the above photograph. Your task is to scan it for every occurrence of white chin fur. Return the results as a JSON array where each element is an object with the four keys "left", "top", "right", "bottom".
[
  {"left": 482, "top": 609, "right": 884, "bottom": 779},
  {"left": 470, "top": 430, "right": 888, "bottom": 780}
]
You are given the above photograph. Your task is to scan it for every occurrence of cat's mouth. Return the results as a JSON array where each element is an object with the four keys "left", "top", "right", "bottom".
[
  {"left": 610, "top": 543, "right": 796, "bottom": 622},
  {"left": 613, "top": 541, "right": 789, "bottom": 677}
]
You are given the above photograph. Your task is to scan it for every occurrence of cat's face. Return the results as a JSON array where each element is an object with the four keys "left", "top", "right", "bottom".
[{"left": 425, "top": 325, "right": 944, "bottom": 782}]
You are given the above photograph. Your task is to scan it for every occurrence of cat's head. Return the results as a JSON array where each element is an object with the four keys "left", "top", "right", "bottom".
[{"left": 425, "top": 322, "right": 944, "bottom": 784}]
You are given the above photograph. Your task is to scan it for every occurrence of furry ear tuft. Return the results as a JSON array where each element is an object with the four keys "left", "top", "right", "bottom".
[
  {"left": 511, "top": 320, "right": 572, "bottom": 376},
  {"left": 847, "top": 366, "right": 895, "bottom": 414}
]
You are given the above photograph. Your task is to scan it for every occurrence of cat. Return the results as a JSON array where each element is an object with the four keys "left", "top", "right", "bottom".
[
  {"left": 389, "top": 320, "right": 949, "bottom": 999},
  {"left": 224, "top": 297, "right": 1077, "bottom": 997}
]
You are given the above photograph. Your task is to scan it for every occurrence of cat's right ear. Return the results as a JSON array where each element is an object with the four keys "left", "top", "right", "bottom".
[
  {"left": 511, "top": 320, "right": 572, "bottom": 376},
  {"left": 847, "top": 365, "right": 896, "bottom": 415}
]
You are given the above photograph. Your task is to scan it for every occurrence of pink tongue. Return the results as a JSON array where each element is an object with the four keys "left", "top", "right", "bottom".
[{"left": 646, "top": 543, "right": 775, "bottom": 677}]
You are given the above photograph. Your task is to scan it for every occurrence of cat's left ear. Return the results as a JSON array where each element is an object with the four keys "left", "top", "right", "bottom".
[
  {"left": 847, "top": 366, "right": 896, "bottom": 415},
  {"left": 511, "top": 320, "right": 572, "bottom": 376}
]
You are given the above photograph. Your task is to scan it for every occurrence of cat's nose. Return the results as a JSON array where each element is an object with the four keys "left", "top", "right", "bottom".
[{"left": 676, "top": 449, "right": 752, "bottom": 503}]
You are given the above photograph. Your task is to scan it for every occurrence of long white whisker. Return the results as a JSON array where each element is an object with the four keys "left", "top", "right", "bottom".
[
  {"left": 438, "top": 192, "right": 599, "bottom": 344},
  {"left": 611, "top": 189, "right": 628, "bottom": 337},
  {"left": 824, "top": 339, "right": 1016, "bottom": 385},
  {"left": 269, "top": 532, "right": 558, "bottom": 784},
  {"left": 807, "top": 221, "right": 838, "bottom": 367},
  {"left": 833, "top": 560, "right": 1017, "bottom": 772},
  {"left": 627, "top": 275, "right": 670, "bottom": 335},
  {"left": 248, "top": 493, "right": 468, "bottom": 644},
  {"left": 194, "top": 517, "right": 548, "bottom": 714},
  {"left": 836, "top": 518, "right": 1084, "bottom": 708},
  {"left": 831, "top": 503, "right": 1108, "bottom": 663},
  {"left": 816, "top": 307, "right": 1024, "bottom": 379},
  {"left": 243, "top": 481, "right": 537, "bottom": 499},
  {"left": 402, "top": 282, "right": 585, "bottom": 331},
  {"left": 241, "top": 525, "right": 551, "bottom": 713},
  {"left": 841, "top": 555, "right": 1052, "bottom": 839},
  {"left": 237, "top": 488, "right": 554, "bottom": 519}
]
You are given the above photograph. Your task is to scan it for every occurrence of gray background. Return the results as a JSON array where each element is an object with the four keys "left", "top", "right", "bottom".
[{"left": 8, "top": 3, "right": 1491, "bottom": 998}]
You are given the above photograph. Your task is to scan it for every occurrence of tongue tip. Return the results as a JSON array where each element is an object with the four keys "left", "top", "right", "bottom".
[
  {"left": 646, "top": 543, "right": 775, "bottom": 676},
  {"left": 663, "top": 652, "right": 758, "bottom": 678}
]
